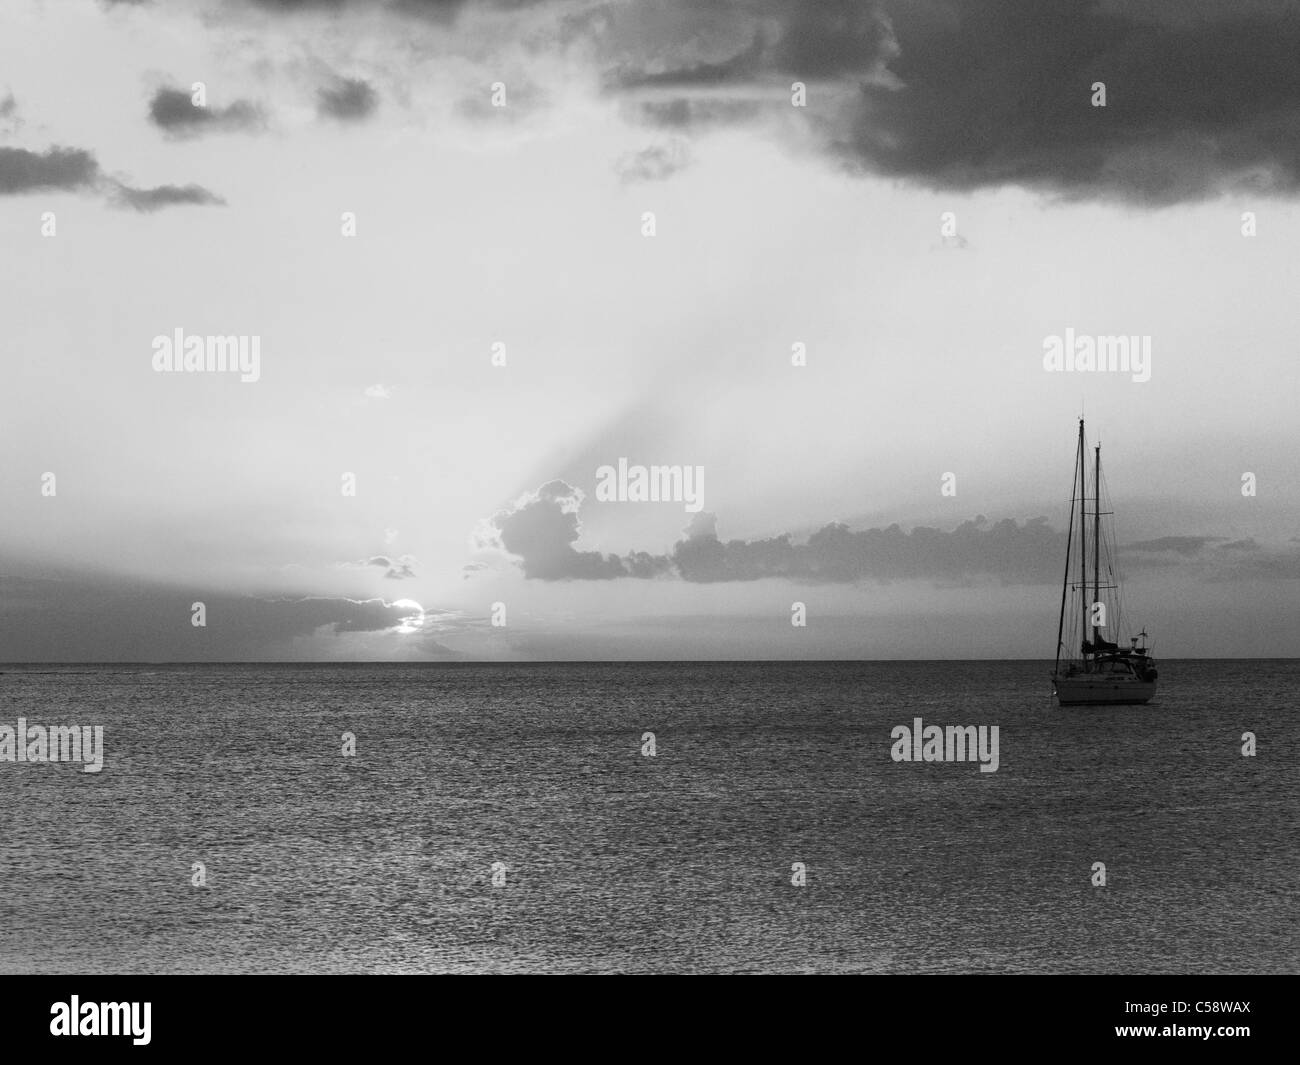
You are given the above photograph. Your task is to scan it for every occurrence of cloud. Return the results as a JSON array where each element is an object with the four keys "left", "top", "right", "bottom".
[
  {"left": 670, "top": 512, "right": 1065, "bottom": 584},
  {"left": 1125, "top": 535, "right": 1223, "bottom": 555},
  {"left": 483, "top": 483, "right": 1300, "bottom": 586},
  {"left": 92, "top": 0, "right": 1300, "bottom": 208},
  {"left": 1119, "top": 535, "right": 1300, "bottom": 580},
  {"left": 604, "top": 3, "right": 894, "bottom": 91},
  {"left": 321, "top": 597, "right": 418, "bottom": 630},
  {"left": 383, "top": 557, "right": 418, "bottom": 580},
  {"left": 597, "top": 0, "right": 1300, "bottom": 205},
  {"left": 614, "top": 140, "right": 692, "bottom": 183},
  {"left": 596, "top": 0, "right": 894, "bottom": 136},
  {"left": 110, "top": 181, "right": 227, "bottom": 212},
  {"left": 455, "top": 80, "right": 547, "bottom": 122},
  {"left": 246, "top": 0, "right": 353, "bottom": 7},
  {"left": 481, "top": 482, "right": 1066, "bottom": 584},
  {"left": 0, "top": 142, "right": 224, "bottom": 211},
  {"left": 0, "top": 576, "right": 459, "bottom": 660},
  {"left": 836, "top": 0, "right": 1300, "bottom": 204},
  {"left": 1217, "top": 550, "right": 1300, "bottom": 581},
  {"left": 480, "top": 480, "right": 629, "bottom": 580},
  {"left": 625, "top": 97, "right": 766, "bottom": 131},
  {"left": 607, "top": 28, "right": 770, "bottom": 91},
  {"left": 317, "top": 77, "right": 379, "bottom": 121},
  {"left": 0, "top": 146, "right": 98, "bottom": 193},
  {"left": 229, "top": 595, "right": 427, "bottom": 634},
  {"left": 245, "top": 0, "right": 476, "bottom": 20},
  {"left": 340, "top": 554, "right": 419, "bottom": 579},
  {"left": 148, "top": 87, "right": 264, "bottom": 136},
  {"left": 363, "top": 383, "right": 393, "bottom": 399}
]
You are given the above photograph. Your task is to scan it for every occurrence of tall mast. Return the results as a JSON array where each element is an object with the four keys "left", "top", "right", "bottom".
[
  {"left": 1078, "top": 418, "right": 1087, "bottom": 669},
  {"left": 1054, "top": 436, "right": 1078, "bottom": 673},
  {"left": 1093, "top": 443, "right": 1101, "bottom": 650}
]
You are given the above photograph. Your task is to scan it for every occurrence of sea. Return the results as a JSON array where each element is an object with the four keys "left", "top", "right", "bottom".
[{"left": 0, "top": 660, "right": 1295, "bottom": 974}]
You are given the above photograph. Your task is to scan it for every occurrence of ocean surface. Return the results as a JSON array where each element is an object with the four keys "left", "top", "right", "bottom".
[{"left": 0, "top": 660, "right": 1295, "bottom": 974}]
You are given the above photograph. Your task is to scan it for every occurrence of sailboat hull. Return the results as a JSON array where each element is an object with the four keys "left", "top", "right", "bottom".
[{"left": 1052, "top": 675, "right": 1157, "bottom": 705}]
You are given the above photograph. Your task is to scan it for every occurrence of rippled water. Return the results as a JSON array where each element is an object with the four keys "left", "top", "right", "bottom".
[{"left": 0, "top": 661, "right": 1295, "bottom": 973}]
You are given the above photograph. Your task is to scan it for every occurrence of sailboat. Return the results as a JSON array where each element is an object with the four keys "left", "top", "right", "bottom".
[{"left": 1051, "top": 418, "right": 1159, "bottom": 705}]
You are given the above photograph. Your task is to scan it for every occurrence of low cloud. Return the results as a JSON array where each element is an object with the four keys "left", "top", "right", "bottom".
[
  {"left": 481, "top": 481, "right": 628, "bottom": 580},
  {"left": 340, "top": 554, "right": 419, "bottom": 580},
  {"left": 242, "top": 595, "right": 425, "bottom": 634},
  {"left": 0, "top": 144, "right": 223, "bottom": 210},
  {"left": 0, "top": 146, "right": 98, "bottom": 193},
  {"left": 317, "top": 77, "right": 379, "bottom": 121},
  {"left": 670, "top": 512, "right": 1064, "bottom": 584},
  {"left": 480, "top": 481, "right": 1066, "bottom": 584},
  {"left": 628, "top": 97, "right": 766, "bottom": 131},
  {"left": 0, "top": 576, "right": 455, "bottom": 660},
  {"left": 482, "top": 479, "right": 1300, "bottom": 586},
  {"left": 0, "top": 92, "right": 19, "bottom": 135},
  {"left": 1126, "top": 536, "right": 1224, "bottom": 556},
  {"left": 148, "top": 87, "right": 264, "bottom": 136},
  {"left": 110, "top": 181, "right": 226, "bottom": 212},
  {"left": 614, "top": 140, "right": 691, "bottom": 183}
]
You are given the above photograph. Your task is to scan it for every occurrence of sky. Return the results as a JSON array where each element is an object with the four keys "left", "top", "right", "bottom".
[{"left": 1, "top": 0, "right": 1298, "bottom": 660}]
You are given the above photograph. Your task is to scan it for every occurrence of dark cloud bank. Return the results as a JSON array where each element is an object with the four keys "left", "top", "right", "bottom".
[
  {"left": 0, "top": 576, "right": 448, "bottom": 660},
  {"left": 484, "top": 480, "right": 1300, "bottom": 585},
  {"left": 484, "top": 480, "right": 1065, "bottom": 584},
  {"left": 601, "top": 0, "right": 1300, "bottom": 205},
  {"left": 214, "top": 0, "right": 1300, "bottom": 205}
]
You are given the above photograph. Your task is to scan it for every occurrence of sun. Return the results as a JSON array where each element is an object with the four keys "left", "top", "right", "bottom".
[{"left": 390, "top": 599, "right": 425, "bottom": 635}]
